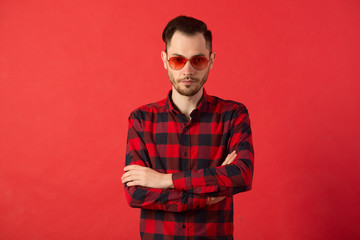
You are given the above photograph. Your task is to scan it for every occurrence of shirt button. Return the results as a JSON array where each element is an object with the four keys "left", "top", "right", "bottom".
[
  {"left": 184, "top": 127, "right": 188, "bottom": 131},
  {"left": 182, "top": 224, "right": 186, "bottom": 229}
]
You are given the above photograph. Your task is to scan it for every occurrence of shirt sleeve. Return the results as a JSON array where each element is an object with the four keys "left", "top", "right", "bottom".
[
  {"left": 171, "top": 105, "right": 254, "bottom": 197},
  {"left": 124, "top": 111, "right": 208, "bottom": 212}
]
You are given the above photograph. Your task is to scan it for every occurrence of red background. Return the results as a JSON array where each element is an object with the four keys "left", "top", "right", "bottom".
[{"left": 1, "top": 0, "right": 360, "bottom": 239}]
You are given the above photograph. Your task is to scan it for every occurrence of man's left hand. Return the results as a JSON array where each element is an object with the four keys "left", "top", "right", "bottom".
[{"left": 122, "top": 165, "right": 174, "bottom": 189}]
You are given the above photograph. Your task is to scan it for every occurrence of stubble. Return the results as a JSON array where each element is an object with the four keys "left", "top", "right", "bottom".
[{"left": 168, "top": 71, "right": 209, "bottom": 97}]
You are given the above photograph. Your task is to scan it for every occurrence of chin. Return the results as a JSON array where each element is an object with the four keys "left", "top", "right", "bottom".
[{"left": 175, "top": 86, "right": 201, "bottom": 97}]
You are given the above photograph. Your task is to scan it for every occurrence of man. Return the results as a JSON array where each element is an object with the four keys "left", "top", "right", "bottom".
[{"left": 122, "top": 16, "right": 254, "bottom": 240}]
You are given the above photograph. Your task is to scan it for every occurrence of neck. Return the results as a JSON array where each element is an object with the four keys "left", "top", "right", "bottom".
[{"left": 171, "top": 87, "right": 203, "bottom": 120}]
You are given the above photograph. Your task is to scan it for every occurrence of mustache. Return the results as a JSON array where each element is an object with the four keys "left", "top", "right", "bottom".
[{"left": 178, "top": 76, "right": 199, "bottom": 81}]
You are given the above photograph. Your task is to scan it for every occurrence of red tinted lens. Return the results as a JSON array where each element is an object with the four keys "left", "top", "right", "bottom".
[
  {"left": 190, "top": 56, "right": 209, "bottom": 70},
  {"left": 168, "top": 57, "right": 187, "bottom": 70}
]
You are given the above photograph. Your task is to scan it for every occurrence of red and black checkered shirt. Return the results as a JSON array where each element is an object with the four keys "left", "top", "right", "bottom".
[{"left": 125, "top": 89, "right": 254, "bottom": 240}]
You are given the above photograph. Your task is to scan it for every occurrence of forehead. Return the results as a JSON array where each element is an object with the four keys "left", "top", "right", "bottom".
[{"left": 167, "top": 31, "right": 210, "bottom": 57}]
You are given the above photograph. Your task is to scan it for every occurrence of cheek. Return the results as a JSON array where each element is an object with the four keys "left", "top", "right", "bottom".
[
  {"left": 166, "top": 70, "right": 175, "bottom": 82},
  {"left": 200, "top": 70, "right": 210, "bottom": 81},
  {"left": 168, "top": 69, "right": 179, "bottom": 80}
]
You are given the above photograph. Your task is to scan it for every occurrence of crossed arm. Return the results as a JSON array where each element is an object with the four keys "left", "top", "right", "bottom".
[
  {"left": 122, "top": 106, "right": 254, "bottom": 211},
  {"left": 121, "top": 150, "right": 238, "bottom": 205}
]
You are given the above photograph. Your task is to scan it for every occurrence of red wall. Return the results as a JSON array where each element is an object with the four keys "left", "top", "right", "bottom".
[{"left": 1, "top": 1, "right": 359, "bottom": 239}]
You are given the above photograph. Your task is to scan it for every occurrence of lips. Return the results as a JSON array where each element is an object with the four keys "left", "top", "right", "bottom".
[
  {"left": 181, "top": 80, "right": 194, "bottom": 83},
  {"left": 179, "top": 77, "right": 198, "bottom": 84}
]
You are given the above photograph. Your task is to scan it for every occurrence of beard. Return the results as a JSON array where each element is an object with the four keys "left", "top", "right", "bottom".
[{"left": 168, "top": 71, "right": 209, "bottom": 97}]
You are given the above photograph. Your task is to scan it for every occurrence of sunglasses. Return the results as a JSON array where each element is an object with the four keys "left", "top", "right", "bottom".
[{"left": 167, "top": 55, "right": 210, "bottom": 70}]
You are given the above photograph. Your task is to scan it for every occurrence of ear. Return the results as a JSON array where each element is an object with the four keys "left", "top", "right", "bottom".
[
  {"left": 209, "top": 52, "right": 216, "bottom": 70},
  {"left": 161, "top": 51, "right": 168, "bottom": 69}
]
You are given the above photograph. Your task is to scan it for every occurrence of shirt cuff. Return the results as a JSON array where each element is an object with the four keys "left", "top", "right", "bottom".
[{"left": 172, "top": 171, "right": 192, "bottom": 190}]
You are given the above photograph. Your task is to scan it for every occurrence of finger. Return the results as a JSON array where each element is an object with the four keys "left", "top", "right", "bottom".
[
  {"left": 207, "top": 196, "right": 226, "bottom": 205},
  {"left": 226, "top": 151, "right": 237, "bottom": 163},
  {"left": 214, "top": 196, "right": 226, "bottom": 203},
  {"left": 123, "top": 169, "right": 146, "bottom": 179},
  {"left": 121, "top": 170, "right": 137, "bottom": 180},
  {"left": 208, "top": 197, "right": 215, "bottom": 204},
  {"left": 121, "top": 172, "right": 142, "bottom": 183},
  {"left": 124, "top": 165, "right": 145, "bottom": 172},
  {"left": 122, "top": 175, "right": 144, "bottom": 185},
  {"left": 222, "top": 151, "right": 236, "bottom": 166},
  {"left": 207, "top": 197, "right": 215, "bottom": 204},
  {"left": 121, "top": 173, "right": 132, "bottom": 182},
  {"left": 222, "top": 154, "right": 231, "bottom": 166},
  {"left": 121, "top": 171, "right": 130, "bottom": 179},
  {"left": 214, "top": 197, "right": 226, "bottom": 204},
  {"left": 121, "top": 174, "right": 134, "bottom": 184},
  {"left": 227, "top": 151, "right": 237, "bottom": 164},
  {"left": 124, "top": 165, "right": 139, "bottom": 172},
  {"left": 125, "top": 180, "right": 140, "bottom": 187}
]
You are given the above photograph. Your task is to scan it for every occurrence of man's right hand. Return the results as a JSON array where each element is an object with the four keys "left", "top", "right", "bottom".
[{"left": 207, "top": 150, "right": 237, "bottom": 205}]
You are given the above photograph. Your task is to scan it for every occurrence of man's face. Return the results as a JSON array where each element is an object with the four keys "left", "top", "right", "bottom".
[{"left": 161, "top": 31, "right": 215, "bottom": 97}]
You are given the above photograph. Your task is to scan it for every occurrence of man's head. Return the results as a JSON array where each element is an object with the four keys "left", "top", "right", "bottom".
[{"left": 161, "top": 16, "right": 215, "bottom": 97}]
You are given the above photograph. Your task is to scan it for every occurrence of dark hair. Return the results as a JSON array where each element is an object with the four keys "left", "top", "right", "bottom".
[{"left": 162, "top": 16, "right": 212, "bottom": 52}]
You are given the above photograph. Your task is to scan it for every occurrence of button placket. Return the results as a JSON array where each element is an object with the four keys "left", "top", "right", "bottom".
[{"left": 183, "top": 123, "right": 191, "bottom": 171}]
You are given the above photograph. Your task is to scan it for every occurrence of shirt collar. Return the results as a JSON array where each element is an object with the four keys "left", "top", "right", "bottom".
[{"left": 166, "top": 88, "right": 209, "bottom": 115}]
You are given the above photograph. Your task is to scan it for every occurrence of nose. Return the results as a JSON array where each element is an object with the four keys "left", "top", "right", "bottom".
[{"left": 181, "top": 60, "right": 194, "bottom": 76}]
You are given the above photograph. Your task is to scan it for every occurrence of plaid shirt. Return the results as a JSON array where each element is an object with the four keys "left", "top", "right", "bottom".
[{"left": 125, "top": 89, "right": 254, "bottom": 240}]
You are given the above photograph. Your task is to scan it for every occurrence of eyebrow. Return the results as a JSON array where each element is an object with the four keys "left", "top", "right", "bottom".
[{"left": 170, "top": 53, "right": 208, "bottom": 58}]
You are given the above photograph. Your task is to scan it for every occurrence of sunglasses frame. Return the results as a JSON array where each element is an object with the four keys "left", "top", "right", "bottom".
[{"left": 166, "top": 53, "right": 211, "bottom": 70}]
